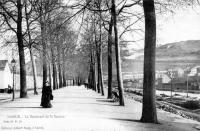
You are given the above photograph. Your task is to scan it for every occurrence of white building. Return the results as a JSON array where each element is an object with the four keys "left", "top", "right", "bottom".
[
  {"left": 188, "top": 66, "right": 200, "bottom": 76},
  {"left": 0, "top": 60, "right": 12, "bottom": 90}
]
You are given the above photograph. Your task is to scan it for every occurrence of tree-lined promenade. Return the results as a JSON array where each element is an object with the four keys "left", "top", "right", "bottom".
[{"left": 0, "top": 0, "right": 200, "bottom": 125}]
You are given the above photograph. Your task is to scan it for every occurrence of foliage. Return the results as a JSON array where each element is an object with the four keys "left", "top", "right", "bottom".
[{"left": 183, "top": 100, "right": 200, "bottom": 109}]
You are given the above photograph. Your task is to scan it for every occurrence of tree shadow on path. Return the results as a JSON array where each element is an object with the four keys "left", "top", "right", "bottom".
[
  {"left": 108, "top": 117, "right": 141, "bottom": 123},
  {"left": 96, "top": 98, "right": 120, "bottom": 105}
]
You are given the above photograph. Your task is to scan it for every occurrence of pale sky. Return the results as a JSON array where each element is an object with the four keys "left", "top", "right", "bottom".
[
  {"left": 127, "top": 6, "right": 200, "bottom": 50},
  {"left": 1, "top": 2, "right": 200, "bottom": 60},
  {"left": 157, "top": 7, "right": 200, "bottom": 45}
]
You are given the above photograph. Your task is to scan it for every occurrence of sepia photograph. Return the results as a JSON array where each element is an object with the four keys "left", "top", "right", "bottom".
[{"left": 0, "top": 0, "right": 200, "bottom": 130}]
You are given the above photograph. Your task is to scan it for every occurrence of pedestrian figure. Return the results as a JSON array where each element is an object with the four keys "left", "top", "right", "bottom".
[{"left": 40, "top": 81, "right": 53, "bottom": 108}]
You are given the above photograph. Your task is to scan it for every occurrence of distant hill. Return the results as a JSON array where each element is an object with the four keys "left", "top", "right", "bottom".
[
  {"left": 156, "top": 40, "right": 200, "bottom": 61},
  {"left": 123, "top": 40, "right": 200, "bottom": 73},
  {"left": 24, "top": 40, "right": 200, "bottom": 75}
]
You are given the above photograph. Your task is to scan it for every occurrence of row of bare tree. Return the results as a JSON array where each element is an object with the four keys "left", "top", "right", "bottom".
[
  {"left": 70, "top": 0, "right": 156, "bottom": 123},
  {"left": 0, "top": 0, "right": 77, "bottom": 97},
  {"left": 75, "top": 0, "right": 155, "bottom": 122},
  {"left": 73, "top": 0, "right": 198, "bottom": 123}
]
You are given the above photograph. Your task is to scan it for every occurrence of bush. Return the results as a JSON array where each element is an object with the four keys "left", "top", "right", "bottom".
[
  {"left": 174, "top": 93, "right": 181, "bottom": 96},
  {"left": 183, "top": 100, "right": 200, "bottom": 110},
  {"left": 156, "top": 95, "right": 163, "bottom": 101},
  {"left": 160, "top": 93, "right": 169, "bottom": 97}
]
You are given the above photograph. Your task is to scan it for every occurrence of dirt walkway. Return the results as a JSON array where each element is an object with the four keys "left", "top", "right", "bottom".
[{"left": 0, "top": 86, "right": 199, "bottom": 131}]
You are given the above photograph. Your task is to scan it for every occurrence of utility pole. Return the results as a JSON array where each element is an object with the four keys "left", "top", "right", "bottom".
[
  {"left": 186, "top": 66, "right": 190, "bottom": 98},
  {"left": 167, "top": 69, "right": 174, "bottom": 102},
  {"left": 186, "top": 74, "right": 189, "bottom": 98},
  {"left": 11, "top": 58, "right": 16, "bottom": 101}
]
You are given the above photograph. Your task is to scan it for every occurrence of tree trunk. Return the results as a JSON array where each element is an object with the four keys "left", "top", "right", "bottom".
[
  {"left": 89, "top": 50, "right": 96, "bottom": 91},
  {"left": 92, "top": 51, "right": 97, "bottom": 91},
  {"left": 41, "top": 23, "right": 48, "bottom": 88},
  {"left": 93, "top": 60, "right": 97, "bottom": 91},
  {"left": 95, "top": 41, "right": 101, "bottom": 93},
  {"left": 39, "top": 0, "right": 48, "bottom": 90},
  {"left": 53, "top": 63, "right": 58, "bottom": 90},
  {"left": 107, "top": 17, "right": 113, "bottom": 99},
  {"left": 51, "top": 47, "right": 58, "bottom": 90},
  {"left": 42, "top": 40, "right": 48, "bottom": 88},
  {"left": 99, "top": 12, "right": 104, "bottom": 96},
  {"left": 62, "top": 50, "right": 66, "bottom": 87},
  {"left": 58, "top": 51, "right": 63, "bottom": 88},
  {"left": 30, "top": 48, "right": 38, "bottom": 95},
  {"left": 25, "top": 0, "right": 38, "bottom": 95},
  {"left": 17, "top": 0, "right": 27, "bottom": 98},
  {"left": 140, "top": 0, "right": 158, "bottom": 123},
  {"left": 52, "top": 59, "right": 58, "bottom": 90},
  {"left": 111, "top": 0, "right": 124, "bottom": 106},
  {"left": 49, "top": 63, "right": 52, "bottom": 87},
  {"left": 97, "top": 52, "right": 101, "bottom": 92},
  {"left": 88, "top": 58, "right": 92, "bottom": 89},
  {"left": 88, "top": 72, "right": 91, "bottom": 88},
  {"left": 97, "top": 49, "right": 104, "bottom": 96},
  {"left": 62, "top": 67, "right": 66, "bottom": 87}
]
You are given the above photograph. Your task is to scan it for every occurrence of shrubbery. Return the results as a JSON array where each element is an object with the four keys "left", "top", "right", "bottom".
[
  {"left": 124, "top": 88, "right": 143, "bottom": 96},
  {"left": 183, "top": 100, "right": 200, "bottom": 110}
]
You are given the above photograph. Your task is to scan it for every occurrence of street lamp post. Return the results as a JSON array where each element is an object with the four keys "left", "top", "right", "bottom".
[{"left": 11, "top": 58, "right": 16, "bottom": 101}]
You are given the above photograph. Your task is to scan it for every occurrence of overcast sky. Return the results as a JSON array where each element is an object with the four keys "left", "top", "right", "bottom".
[
  {"left": 1, "top": 2, "right": 200, "bottom": 60},
  {"left": 158, "top": 7, "right": 200, "bottom": 44},
  {"left": 128, "top": 6, "right": 200, "bottom": 50}
]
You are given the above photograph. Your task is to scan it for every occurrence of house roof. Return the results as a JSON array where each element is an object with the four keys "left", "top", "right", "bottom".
[
  {"left": 0, "top": 60, "right": 8, "bottom": 71},
  {"left": 191, "top": 66, "right": 200, "bottom": 70}
]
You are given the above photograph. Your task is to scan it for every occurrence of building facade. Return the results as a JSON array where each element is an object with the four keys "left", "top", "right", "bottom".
[{"left": 0, "top": 60, "right": 12, "bottom": 92}]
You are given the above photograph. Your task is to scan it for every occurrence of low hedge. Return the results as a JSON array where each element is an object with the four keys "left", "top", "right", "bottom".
[{"left": 182, "top": 100, "right": 200, "bottom": 110}]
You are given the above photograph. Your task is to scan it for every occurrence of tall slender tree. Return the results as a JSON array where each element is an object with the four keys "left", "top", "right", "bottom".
[
  {"left": 0, "top": 0, "right": 28, "bottom": 98},
  {"left": 140, "top": 0, "right": 158, "bottom": 123},
  {"left": 98, "top": 0, "right": 104, "bottom": 96},
  {"left": 24, "top": 0, "right": 38, "bottom": 95},
  {"left": 111, "top": 0, "right": 125, "bottom": 106},
  {"left": 107, "top": 17, "right": 113, "bottom": 99},
  {"left": 57, "top": 40, "right": 63, "bottom": 88},
  {"left": 62, "top": 48, "right": 67, "bottom": 87},
  {"left": 17, "top": 0, "right": 27, "bottom": 98}
]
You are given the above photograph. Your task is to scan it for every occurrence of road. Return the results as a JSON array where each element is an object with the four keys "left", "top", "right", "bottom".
[{"left": 156, "top": 90, "right": 200, "bottom": 99}]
